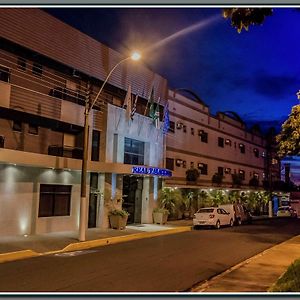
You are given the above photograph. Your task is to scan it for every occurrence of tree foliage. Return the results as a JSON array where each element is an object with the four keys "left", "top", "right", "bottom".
[
  {"left": 276, "top": 105, "right": 300, "bottom": 158},
  {"left": 223, "top": 8, "right": 273, "bottom": 33}
]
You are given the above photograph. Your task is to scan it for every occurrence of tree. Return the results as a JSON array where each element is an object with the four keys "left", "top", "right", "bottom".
[
  {"left": 223, "top": 8, "right": 273, "bottom": 33},
  {"left": 276, "top": 105, "right": 300, "bottom": 158}
]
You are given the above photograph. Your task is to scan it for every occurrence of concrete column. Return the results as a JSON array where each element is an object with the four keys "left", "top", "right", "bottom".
[
  {"left": 141, "top": 177, "right": 156, "bottom": 224},
  {"left": 268, "top": 200, "right": 273, "bottom": 218},
  {"left": 97, "top": 173, "right": 123, "bottom": 228}
]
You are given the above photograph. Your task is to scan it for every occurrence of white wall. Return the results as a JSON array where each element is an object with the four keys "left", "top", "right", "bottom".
[
  {"left": 0, "top": 164, "right": 85, "bottom": 236},
  {"left": 106, "top": 104, "right": 164, "bottom": 168}
]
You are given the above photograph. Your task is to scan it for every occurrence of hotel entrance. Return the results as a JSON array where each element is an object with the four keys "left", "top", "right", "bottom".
[{"left": 122, "top": 175, "right": 143, "bottom": 224}]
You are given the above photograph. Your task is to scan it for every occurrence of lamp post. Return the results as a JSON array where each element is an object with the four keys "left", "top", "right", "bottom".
[{"left": 78, "top": 52, "right": 141, "bottom": 242}]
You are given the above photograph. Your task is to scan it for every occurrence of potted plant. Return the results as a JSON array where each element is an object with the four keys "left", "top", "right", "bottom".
[
  {"left": 108, "top": 208, "right": 129, "bottom": 230},
  {"left": 182, "top": 191, "right": 193, "bottom": 219},
  {"left": 186, "top": 167, "right": 200, "bottom": 184},
  {"left": 153, "top": 207, "right": 169, "bottom": 225},
  {"left": 153, "top": 187, "right": 182, "bottom": 224},
  {"left": 212, "top": 173, "right": 224, "bottom": 186}
]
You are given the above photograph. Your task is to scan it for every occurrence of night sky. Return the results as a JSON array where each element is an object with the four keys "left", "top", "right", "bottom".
[{"left": 46, "top": 8, "right": 300, "bottom": 132}]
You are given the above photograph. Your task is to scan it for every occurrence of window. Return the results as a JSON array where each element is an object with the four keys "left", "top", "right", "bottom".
[
  {"left": 28, "top": 124, "right": 38, "bottom": 135},
  {"left": 124, "top": 137, "right": 144, "bottom": 165},
  {"left": 254, "top": 172, "right": 259, "bottom": 179},
  {"left": 218, "top": 167, "right": 224, "bottom": 176},
  {"left": 191, "top": 128, "right": 194, "bottom": 135},
  {"left": 190, "top": 161, "right": 194, "bottom": 168},
  {"left": 166, "top": 158, "right": 174, "bottom": 171},
  {"left": 176, "top": 159, "right": 183, "bottom": 167},
  {"left": 239, "top": 143, "right": 245, "bottom": 154},
  {"left": 12, "top": 120, "right": 22, "bottom": 132},
  {"left": 183, "top": 125, "right": 187, "bottom": 133},
  {"left": 91, "top": 130, "right": 100, "bottom": 161},
  {"left": 198, "top": 163, "right": 208, "bottom": 175},
  {"left": 38, "top": 184, "right": 71, "bottom": 217},
  {"left": 253, "top": 148, "right": 259, "bottom": 158},
  {"left": 0, "top": 66, "right": 9, "bottom": 82},
  {"left": 0, "top": 135, "right": 4, "bottom": 148},
  {"left": 218, "top": 137, "right": 224, "bottom": 148},
  {"left": 32, "top": 62, "right": 43, "bottom": 77},
  {"left": 17, "top": 57, "right": 26, "bottom": 71},
  {"left": 182, "top": 160, "right": 187, "bottom": 168},
  {"left": 169, "top": 121, "right": 175, "bottom": 133},
  {"left": 200, "top": 131, "right": 208, "bottom": 143}
]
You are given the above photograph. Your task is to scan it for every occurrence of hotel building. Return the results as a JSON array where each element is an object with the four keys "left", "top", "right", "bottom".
[{"left": 0, "top": 9, "right": 280, "bottom": 237}]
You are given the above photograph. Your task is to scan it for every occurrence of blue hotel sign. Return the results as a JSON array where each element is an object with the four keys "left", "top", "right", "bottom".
[{"left": 132, "top": 166, "right": 172, "bottom": 177}]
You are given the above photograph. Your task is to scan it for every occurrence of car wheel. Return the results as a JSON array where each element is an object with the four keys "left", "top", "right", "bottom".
[
  {"left": 237, "top": 218, "right": 242, "bottom": 226},
  {"left": 215, "top": 220, "right": 220, "bottom": 229},
  {"left": 229, "top": 218, "right": 234, "bottom": 227}
]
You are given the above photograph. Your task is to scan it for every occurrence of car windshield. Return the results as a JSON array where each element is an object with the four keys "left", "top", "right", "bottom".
[{"left": 197, "top": 208, "right": 214, "bottom": 213}]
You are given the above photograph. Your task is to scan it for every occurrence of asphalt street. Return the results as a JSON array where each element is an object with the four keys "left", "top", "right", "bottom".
[{"left": 0, "top": 218, "right": 300, "bottom": 292}]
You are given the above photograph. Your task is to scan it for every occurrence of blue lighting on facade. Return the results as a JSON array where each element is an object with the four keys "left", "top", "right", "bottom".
[{"left": 132, "top": 166, "right": 172, "bottom": 177}]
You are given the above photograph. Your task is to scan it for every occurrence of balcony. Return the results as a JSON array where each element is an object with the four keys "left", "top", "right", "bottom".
[{"left": 48, "top": 145, "right": 83, "bottom": 159}]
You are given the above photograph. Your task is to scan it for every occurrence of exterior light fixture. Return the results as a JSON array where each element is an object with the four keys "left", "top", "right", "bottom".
[{"left": 131, "top": 51, "right": 141, "bottom": 61}]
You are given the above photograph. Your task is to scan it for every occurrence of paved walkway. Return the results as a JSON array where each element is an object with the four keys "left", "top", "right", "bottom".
[{"left": 191, "top": 234, "right": 300, "bottom": 293}]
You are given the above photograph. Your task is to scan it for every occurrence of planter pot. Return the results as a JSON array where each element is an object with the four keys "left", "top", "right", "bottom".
[
  {"left": 183, "top": 211, "right": 190, "bottom": 219},
  {"left": 153, "top": 212, "right": 168, "bottom": 225},
  {"left": 109, "top": 215, "right": 128, "bottom": 230}
]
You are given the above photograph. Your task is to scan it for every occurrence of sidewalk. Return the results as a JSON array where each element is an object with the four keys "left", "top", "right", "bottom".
[
  {"left": 191, "top": 234, "right": 300, "bottom": 293},
  {"left": 0, "top": 221, "right": 192, "bottom": 263}
]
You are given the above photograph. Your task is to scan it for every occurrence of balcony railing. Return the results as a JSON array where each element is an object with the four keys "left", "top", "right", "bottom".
[{"left": 48, "top": 145, "right": 83, "bottom": 159}]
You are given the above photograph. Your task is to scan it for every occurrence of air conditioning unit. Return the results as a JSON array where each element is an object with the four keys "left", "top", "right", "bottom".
[{"left": 176, "top": 122, "right": 183, "bottom": 129}]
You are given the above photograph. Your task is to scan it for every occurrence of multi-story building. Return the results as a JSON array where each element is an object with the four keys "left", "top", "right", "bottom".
[
  {"left": 0, "top": 9, "right": 169, "bottom": 236},
  {"left": 165, "top": 90, "right": 277, "bottom": 190},
  {"left": 0, "top": 9, "right": 281, "bottom": 237}
]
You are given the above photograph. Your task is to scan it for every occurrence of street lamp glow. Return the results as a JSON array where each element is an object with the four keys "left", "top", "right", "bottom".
[{"left": 131, "top": 52, "right": 141, "bottom": 61}]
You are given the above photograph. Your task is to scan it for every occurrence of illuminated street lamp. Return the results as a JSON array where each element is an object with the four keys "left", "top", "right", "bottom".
[{"left": 79, "top": 51, "right": 141, "bottom": 242}]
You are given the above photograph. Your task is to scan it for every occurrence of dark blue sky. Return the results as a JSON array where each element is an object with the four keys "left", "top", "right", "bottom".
[{"left": 46, "top": 8, "right": 300, "bottom": 131}]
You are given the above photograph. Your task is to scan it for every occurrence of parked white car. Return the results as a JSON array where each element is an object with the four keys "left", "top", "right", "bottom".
[
  {"left": 193, "top": 207, "right": 234, "bottom": 229},
  {"left": 277, "top": 206, "right": 297, "bottom": 217}
]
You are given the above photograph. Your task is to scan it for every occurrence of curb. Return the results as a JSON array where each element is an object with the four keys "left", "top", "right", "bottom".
[
  {"left": 54, "top": 226, "right": 192, "bottom": 253},
  {"left": 190, "top": 234, "right": 300, "bottom": 292},
  {"left": 0, "top": 250, "right": 40, "bottom": 263},
  {"left": 0, "top": 226, "right": 192, "bottom": 263}
]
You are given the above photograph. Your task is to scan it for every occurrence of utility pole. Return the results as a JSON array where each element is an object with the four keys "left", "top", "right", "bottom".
[{"left": 79, "top": 81, "right": 91, "bottom": 242}]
